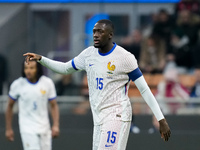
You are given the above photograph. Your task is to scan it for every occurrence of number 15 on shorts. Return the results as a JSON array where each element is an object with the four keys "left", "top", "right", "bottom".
[{"left": 107, "top": 131, "right": 117, "bottom": 144}]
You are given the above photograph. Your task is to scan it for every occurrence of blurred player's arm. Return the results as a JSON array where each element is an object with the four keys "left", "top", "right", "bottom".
[
  {"left": 23, "top": 53, "right": 77, "bottom": 75},
  {"left": 129, "top": 68, "right": 171, "bottom": 141},
  {"left": 5, "top": 97, "right": 15, "bottom": 141},
  {"left": 49, "top": 99, "right": 60, "bottom": 138}
]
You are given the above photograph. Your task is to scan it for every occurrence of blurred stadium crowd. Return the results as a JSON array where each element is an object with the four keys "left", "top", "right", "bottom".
[
  {"left": 120, "top": 0, "right": 200, "bottom": 116},
  {"left": 121, "top": 0, "right": 200, "bottom": 74},
  {"left": 0, "top": 0, "right": 200, "bottom": 117}
]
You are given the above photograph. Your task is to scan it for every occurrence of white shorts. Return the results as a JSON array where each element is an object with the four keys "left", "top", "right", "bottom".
[
  {"left": 92, "top": 120, "right": 131, "bottom": 150},
  {"left": 20, "top": 131, "right": 52, "bottom": 150}
]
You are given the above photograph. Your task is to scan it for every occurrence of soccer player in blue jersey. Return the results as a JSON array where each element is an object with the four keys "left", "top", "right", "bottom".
[{"left": 24, "top": 19, "right": 171, "bottom": 150}]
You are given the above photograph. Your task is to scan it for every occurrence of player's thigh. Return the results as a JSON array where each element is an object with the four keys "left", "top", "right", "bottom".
[
  {"left": 99, "top": 120, "right": 131, "bottom": 150},
  {"left": 40, "top": 131, "right": 52, "bottom": 150},
  {"left": 93, "top": 124, "right": 101, "bottom": 150},
  {"left": 21, "top": 133, "right": 40, "bottom": 150}
]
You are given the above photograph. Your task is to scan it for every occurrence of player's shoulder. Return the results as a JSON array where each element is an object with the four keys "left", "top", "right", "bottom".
[
  {"left": 12, "top": 77, "right": 26, "bottom": 83},
  {"left": 39, "top": 75, "right": 54, "bottom": 84},
  {"left": 10, "top": 77, "right": 26, "bottom": 88},
  {"left": 40, "top": 75, "right": 53, "bottom": 82},
  {"left": 84, "top": 46, "right": 97, "bottom": 53},
  {"left": 86, "top": 45, "right": 96, "bottom": 50},
  {"left": 116, "top": 45, "right": 131, "bottom": 54},
  {"left": 79, "top": 46, "right": 97, "bottom": 57},
  {"left": 115, "top": 44, "right": 136, "bottom": 58}
]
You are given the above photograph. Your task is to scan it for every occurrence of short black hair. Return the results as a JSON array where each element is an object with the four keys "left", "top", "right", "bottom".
[
  {"left": 22, "top": 60, "right": 43, "bottom": 81},
  {"left": 97, "top": 19, "right": 114, "bottom": 32}
]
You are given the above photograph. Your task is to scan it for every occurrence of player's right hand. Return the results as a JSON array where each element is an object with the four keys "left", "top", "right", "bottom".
[
  {"left": 23, "top": 52, "right": 42, "bottom": 64},
  {"left": 52, "top": 125, "right": 60, "bottom": 138},
  {"left": 5, "top": 129, "right": 14, "bottom": 141},
  {"left": 159, "top": 119, "right": 171, "bottom": 142}
]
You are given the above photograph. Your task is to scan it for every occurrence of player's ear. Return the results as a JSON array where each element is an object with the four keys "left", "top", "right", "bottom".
[{"left": 109, "top": 32, "right": 113, "bottom": 39}]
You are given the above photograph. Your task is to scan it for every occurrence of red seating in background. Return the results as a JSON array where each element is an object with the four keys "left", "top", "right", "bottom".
[{"left": 128, "top": 74, "right": 196, "bottom": 97}]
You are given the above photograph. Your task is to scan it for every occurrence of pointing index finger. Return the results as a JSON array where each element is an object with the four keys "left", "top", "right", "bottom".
[{"left": 23, "top": 52, "right": 32, "bottom": 57}]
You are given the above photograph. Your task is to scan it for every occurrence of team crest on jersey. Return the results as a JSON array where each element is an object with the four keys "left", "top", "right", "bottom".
[
  {"left": 40, "top": 89, "right": 46, "bottom": 95},
  {"left": 107, "top": 61, "right": 116, "bottom": 74}
]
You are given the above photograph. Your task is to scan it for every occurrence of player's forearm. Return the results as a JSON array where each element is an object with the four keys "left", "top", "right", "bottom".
[
  {"left": 38, "top": 56, "right": 77, "bottom": 75},
  {"left": 50, "top": 103, "right": 59, "bottom": 127},
  {"left": 5, "top": 106, "right": 14, "bottom": 130},
  {"left": 134, "top": 76, "right": 164, "bottom": 121}
]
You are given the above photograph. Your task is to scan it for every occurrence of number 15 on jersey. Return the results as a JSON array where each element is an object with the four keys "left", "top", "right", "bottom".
[{"left": 96, "top": 78, "right": 103, "bottom": 90}]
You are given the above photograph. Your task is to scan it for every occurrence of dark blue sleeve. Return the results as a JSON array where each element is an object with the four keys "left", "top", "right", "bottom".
[{"left": 128, "top": 67, "right": 143, "bottom": 81}]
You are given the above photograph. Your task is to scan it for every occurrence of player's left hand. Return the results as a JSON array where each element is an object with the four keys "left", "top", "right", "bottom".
[
  {"left": 51, "top": 125, "right": 60, "bottom": 138},
  {"left": 159, "top": 118, "right": 171, "bottom": 142}
]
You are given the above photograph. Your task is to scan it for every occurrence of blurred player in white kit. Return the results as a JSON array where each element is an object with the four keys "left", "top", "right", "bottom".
[
  {"left": 5, "top": 60, "right": 59, "bottom": 150},
  {"left": 24, "top": 19, "right": 171, "bottom": 150}
]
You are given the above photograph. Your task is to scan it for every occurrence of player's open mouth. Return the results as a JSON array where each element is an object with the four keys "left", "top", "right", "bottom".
[{"left": 94, "top": 40, "right": 100, "bottom": 44}]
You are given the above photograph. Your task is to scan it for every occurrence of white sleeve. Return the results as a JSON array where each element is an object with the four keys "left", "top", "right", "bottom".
[
  {"left": 9, "top": 80, "right": 19, "bottom": 101},
  {"left": 134, "top": 76, "right": 164, "bottom": 121},
  {"left": 73, "top": 48, "right": 88, "bottom": 70},
  {"left": 48, "top": 78, "right": 57, "bottom": 101},
  {"left": 123, "top": 52, "right": 138, "bottom": 73},
  {"left": 38, "top": 56, "right": 78, "bottom": 75}
]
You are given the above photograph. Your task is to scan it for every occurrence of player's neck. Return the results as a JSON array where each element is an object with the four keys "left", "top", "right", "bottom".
[
  {"left": 98, "top": 42, "right": 114, "bottom": 54},
  {"left": 27, "top": 78, "right": 38, "bottom": 84}
]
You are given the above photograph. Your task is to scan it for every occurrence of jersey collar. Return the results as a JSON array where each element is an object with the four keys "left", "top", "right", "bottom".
[
  {"left": 26, "top": 78, "right": 39, "bottom": 85},
  {"left": 98, "top": 42, "right": 117, "bottom": 56}
]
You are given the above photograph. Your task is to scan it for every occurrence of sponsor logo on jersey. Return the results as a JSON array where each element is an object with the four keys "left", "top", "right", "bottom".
[{"left": 107, "top": 61, "right": 115, "bottom": 74}]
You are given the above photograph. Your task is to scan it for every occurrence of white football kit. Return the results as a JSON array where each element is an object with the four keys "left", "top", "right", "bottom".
[
  {"left": 39, "top": 43, "right": 164, "bottom": 150},
  {"left": 73, "top": 43, "right": 137, "bottom": 125},
  {"left": 9, "top": 75, "right": 56, "bottom": 150}
]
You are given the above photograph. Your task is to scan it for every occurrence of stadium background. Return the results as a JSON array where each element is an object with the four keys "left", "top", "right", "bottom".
[{"left": 0, "top": 1, "right": 200, "bottom": 149}]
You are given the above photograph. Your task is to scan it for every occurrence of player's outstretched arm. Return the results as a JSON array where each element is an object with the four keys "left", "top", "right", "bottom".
[
  {"left": 23, "top": 53, "right": 77, "bottom": 75},
  {"left": 5, "top": 98, "right": 15, "bottom": 142}
]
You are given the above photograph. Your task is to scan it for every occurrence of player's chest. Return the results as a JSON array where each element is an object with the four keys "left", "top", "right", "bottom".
[
  {"left": 85, "top": 56, "right": 122, "bottom": 76},
  {"left": 19, "top": 83, "right": 48, "bottom": 100}
]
